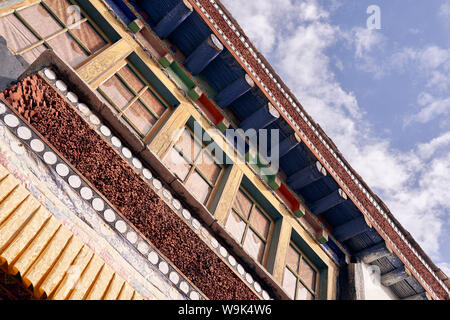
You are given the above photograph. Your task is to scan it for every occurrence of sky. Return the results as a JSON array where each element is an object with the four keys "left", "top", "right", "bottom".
[{"left": 221, "top": 0, "right": 450, "bottom": 275}]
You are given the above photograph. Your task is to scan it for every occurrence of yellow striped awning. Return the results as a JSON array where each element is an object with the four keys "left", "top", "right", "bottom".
[{"left": 0, "top": 164, "right": 143, "bottom": 300}]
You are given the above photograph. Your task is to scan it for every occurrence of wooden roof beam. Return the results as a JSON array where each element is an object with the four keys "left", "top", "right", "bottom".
[
  {"left": 287, "top": 161, "right": 327, "bottom": 191},
  {"left": 152, "top": 0, "right": 193, "bottom": 39},
  {"left": 185, "top": 34, "right": 223, "bottom": 75}
]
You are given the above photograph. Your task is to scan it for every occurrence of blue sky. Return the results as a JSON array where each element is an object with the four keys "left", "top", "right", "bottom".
[{"left": 222, "top": 0, "right": 450, "bottom": 274}]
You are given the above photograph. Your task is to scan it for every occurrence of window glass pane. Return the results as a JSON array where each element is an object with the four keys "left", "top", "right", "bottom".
[
  {"left": 117, "top": 65, "right": 144, "bottom": 93},
  {"left": 286, "top": 245, "right": 300, "bottom": 273},
  {"left": 99, "top": 75, "right": 134, "bottom": 110},
  {"left": 70, "top": 21, "right": 106, "bottom": 53},
  {"left": 47, "top": 32, "right": 87, "bottom": 67},
  {"left": 282, "top": 267, "right": 297, "bottom": 300},
  {"left": 163, "top": 148, "right": 191, "bottom": 181},
  {"left": 174, "top": 129, "right": 201, "bottom": 163},
  {"left": 299, "top": 260, "right": 316, "bottom": 291},
  {"left": 0, "top": 14, "right": 39, "bottom": 52},
  {"left": 296, "top": 282, "right": 314, "bottom": 300},
  {"left": 141, "top": 90, "right": 166, "bottom": 117},
  {"left": 196, "top": 150, "right": 221, "bottom": 185},
  {"left": 123, "top": 101, "right": 156, "bottom": 136},
  {"left": 233, "top": 189, "right": 252, "bottom": 219},
  {"left": 243, "top": 228, "right": 265, "bottom": 263},
  {"left": 225, "top": 210, "right": 246, "bottom": 243},
  {"left": 185, "top": 171, "right": 211, "bottom": 204},
  {"left": 249, "top": 206, "right": 270, "bottom": 239},
  {"left": 18, "top": 4, "right": 62, "bottom": 38},
  {"left": 44, "top": 0, "right": 83, "bottom": 25},
  {"left": 21, "top": 45, "right": 46, "bottom": 64}
]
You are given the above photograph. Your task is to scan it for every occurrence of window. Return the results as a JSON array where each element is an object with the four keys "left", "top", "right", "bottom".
[
  {"left": 162, "top": 126, "right": 224, "bottom": 206},
  {"left": 282, "top": 241, "right": 319, "bottom": 300},
  {"left": 0, "top": 0, "right": 108, "bottom": 66},
  {"left": 225, "top": 187, "right": 274, "bottom": 264},
  {"left": 98, "top": 62, "right": 169, "bottom": 138}
]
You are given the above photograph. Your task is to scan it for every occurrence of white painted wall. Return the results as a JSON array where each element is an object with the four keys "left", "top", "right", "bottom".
[{"left": 356, "top": 262, "right": 398, "bottom": 300}]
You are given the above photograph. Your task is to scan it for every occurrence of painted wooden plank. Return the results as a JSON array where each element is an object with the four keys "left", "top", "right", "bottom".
[
  {"left": 152, "top": 0, "right": 193, "bottom": 39},
  {"left": 333, "top": 216, "right": 371, "bottom": 243},
  {"left": 402, "top": 292, "right": 429, "bottom": 300},
  {"left": 310, "top": 188, "right": 347, "bottom": 216},
  {"left": 355, "top": 242, "right": 391, "bottom": 264},
  {"left": 287, "top": 161, "right": 327, "bottom": 191},
  {"left": 381, "top": 266, "right": 409, "bottom": 287}
]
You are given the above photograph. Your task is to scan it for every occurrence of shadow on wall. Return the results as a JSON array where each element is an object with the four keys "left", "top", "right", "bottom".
[{"left": 0, "top": 36, "right": 28, "bottom": 91}]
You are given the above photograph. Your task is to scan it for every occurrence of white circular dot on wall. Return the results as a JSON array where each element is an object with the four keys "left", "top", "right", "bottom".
[
  {"left": 210, "top": 238, "right": 219, "bottom": 249},
  {"left": 66, "top": 92, "right": 78, "bottom": 104},
  {"left": 148, "top": 251, "right": 159, "bottom": 265},
  {"left": 17, "top": 126, "right": 32, "bottom": 140},
  {"left": 179, "top": 281, "right": 189, "bottom": 294},
  {"left": 43, "top": 151, "right": 57, "bottom": 165},
  {"left": 89, "top": 114, "right": 100, "bottom": 125},
  {"left": 182, "top": 209, "right": 191, "bottom": 220},
  {"left": 80, "top": 187, "right": 93, "bottom": 200},
  {"left": 4, "top": 114, "right": 19, "bottom": 128},
  {"left": 137, "top": 242, "right": 149, "bottom": 254},
  {"left": 43, "top": 68, "right": 56, "bottom": 81},
  {"left": 111, "top": 136, "right": 121, "bottom": 148},
  {"left": 142, "top": 168, "right": 152, "bottom": 180},
  {"left": 126, "top": 231, "right": 138, "bottom": 244},
  {"left": 228, "top": 255, "right": 236, "bottom": 266},
  {"left": 0, "top": 102, "right": 6, "bottom": 114},
  {"left": 115, "top": 220, "right": 127, "bottom": 233},
  {"left": 245, "top": 273, "right": 253, "bottom": 284},
  {"left": 100, "top": 125, "right": 111, "bottom": 137},
  {"left": 55, "top": 80, "right": 67, "bottom": 92},
  {"left": 219, "top": 246, "right": 228, "bottom": 258},
  {"left": 191, "top": 219, "right": 200, "bottom": 230},
  {"left": 132, "top": 158, "right": 142, "bottom": 169},
  {"left": 122, "top": 147, "right": 132, "bottom": 159},
  {"left": 30, "top": 139, "right": 44, "bottom": 152},
  {"left": 56, "top": 163, "right": 70, "bottom": 177},
  {"left": 237, "top": 264, "right": 245, "bottom": 275},
  {"left": 68, "top": 175, "right": 81, "bottom": 188},
  {"left": 78, "top": 103, "right": 90, "bottom": 116},
  {"left": 104, "top": 209, "right": 115, "bottom": 222},
  {"left": 92, "top": 198, "right": 105, "bottom": 211},
  {"left": 152, "top": 179, "right": 162, "bottom": 190},
  {"left": 158, "top": 261, "right": 169, "bottom": 274},
  {"left": 169, "top": 271, "right": 179, "bottom": 285},
  {"left": 190, "top": 291, "right": 200, "bottom": 300}
]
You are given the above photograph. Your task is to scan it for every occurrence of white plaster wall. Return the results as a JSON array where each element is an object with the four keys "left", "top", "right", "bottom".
[{"left": 356, "top": 262, "right": 398, "bottom": 300}]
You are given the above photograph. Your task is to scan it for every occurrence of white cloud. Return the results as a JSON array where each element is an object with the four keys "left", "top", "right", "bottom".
[
  {"left": 439, "top": 262, "right": 450, "bottom": 276},
  {"left": 222, "top": 0, "right": 450, "bottom": 263},
  {"left": 352, "top": 27, "right": 385, "bottom": 58},
  {"left": 439, "top": 1, "right": 450, "bottom": 18},
  {"left": 406, "top": 93, "right": 450, "bottom": 125},
  {"left": 417, "top": 131, "right": 450, "bottom": 159}
]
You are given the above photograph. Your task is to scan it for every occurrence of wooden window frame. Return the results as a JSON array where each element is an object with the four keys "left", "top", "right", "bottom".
[
  {"left": 97, "top": 60, "right": 172, "bottom": 140},
  {"left": 167, "top": 125, "right": 226, "bottom": 208},
  {"left": 0, "top": 0, "right": 110, "bottom": 67},
  {"left": 228, "top": 186, "right": 275, "bottom": 266},
  {"left": 284, "top": 240, "right": 320, "bottom": 300}
]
